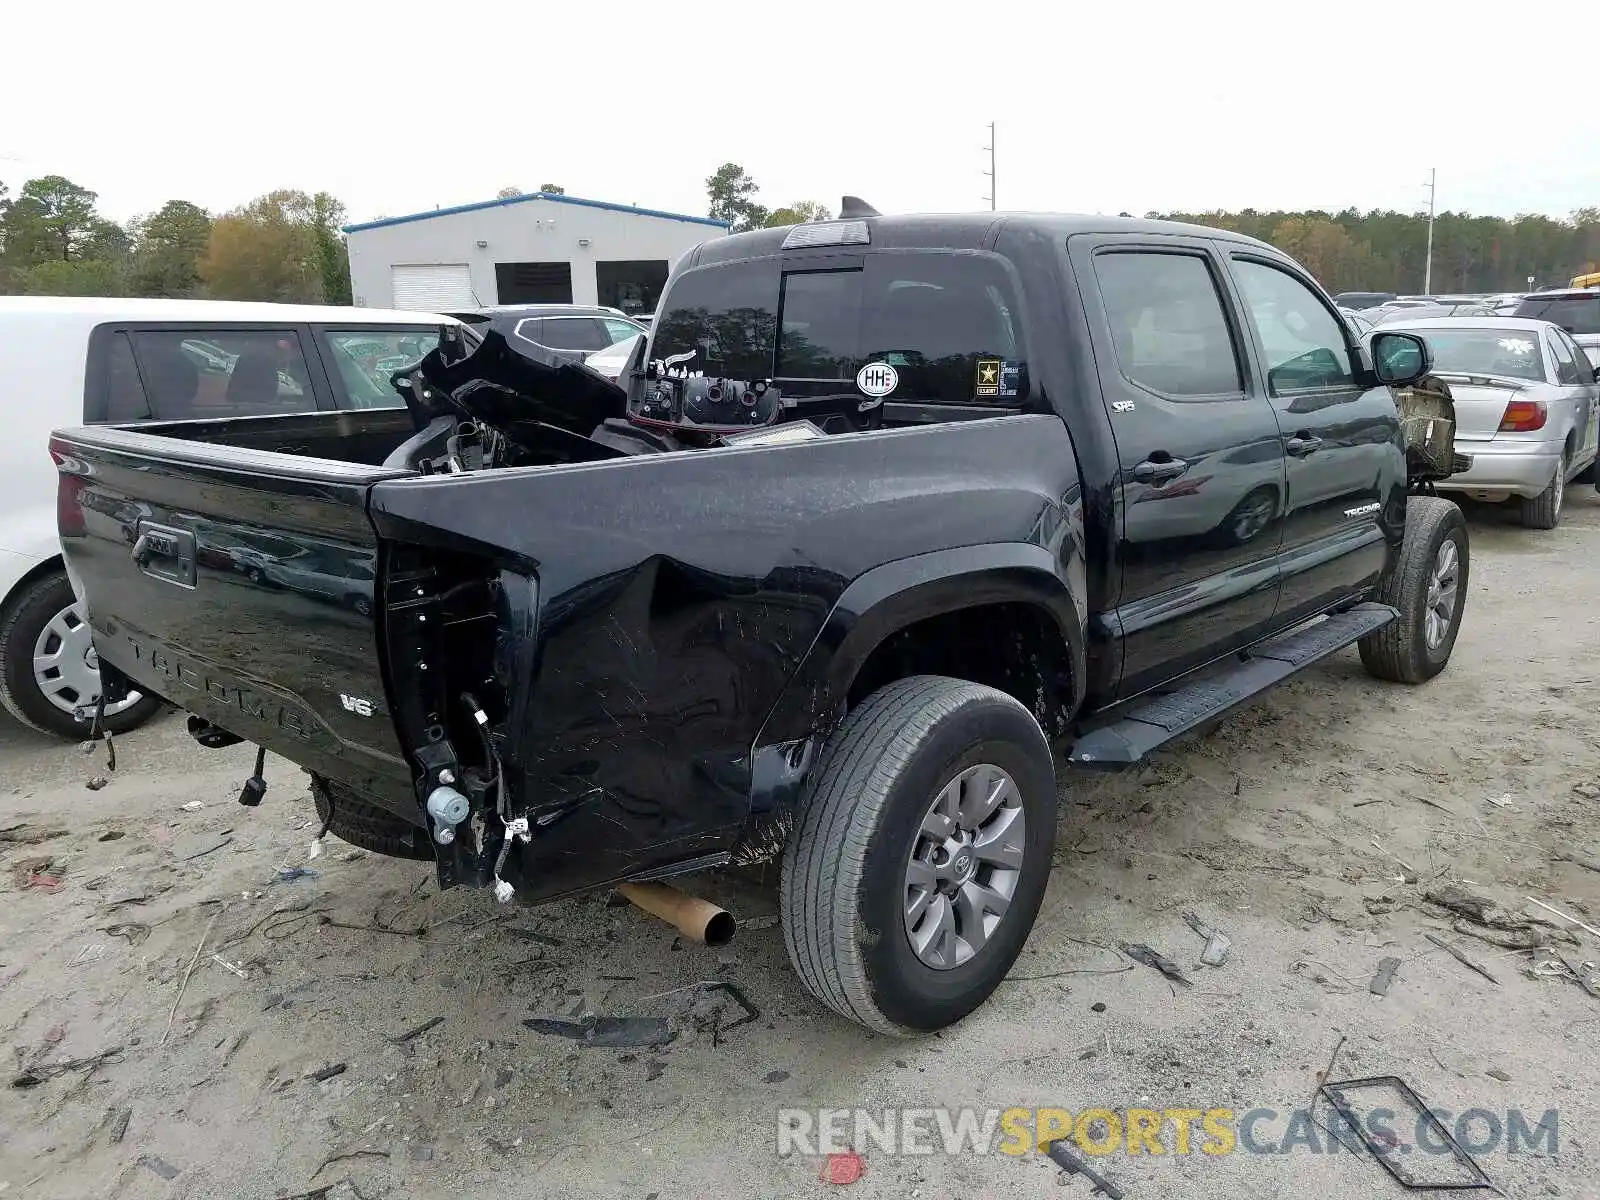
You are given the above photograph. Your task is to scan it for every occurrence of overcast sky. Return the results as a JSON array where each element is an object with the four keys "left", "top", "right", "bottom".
[{"left": 6, "top": 1, "right": 1597, "bottom": 228}]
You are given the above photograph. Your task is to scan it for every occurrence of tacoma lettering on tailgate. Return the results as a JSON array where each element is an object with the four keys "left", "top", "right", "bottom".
[{"left": 125, "top": 635, "right": 324, "bottom": 743}]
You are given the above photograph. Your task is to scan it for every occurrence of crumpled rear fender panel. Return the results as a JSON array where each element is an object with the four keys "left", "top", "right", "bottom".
[{"left": 369, "top": 414, "right": 1081, "bottom": 901}]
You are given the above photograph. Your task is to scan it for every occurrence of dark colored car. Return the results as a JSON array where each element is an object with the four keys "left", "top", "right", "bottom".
[
  {"left": 53, "top": 209, "right": 1469, "bottom": 1036},
  {"left": 1332, "top": 291, "right": 1397, "bottom": 310},
  {"left": 446, "top": 304, "right": 645, "bottom": 364},
  {"left": 1511, "top": 289, "right": 1600, "bottom": 368}
]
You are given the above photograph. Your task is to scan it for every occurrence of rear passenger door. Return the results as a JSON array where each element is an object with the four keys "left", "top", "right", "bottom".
[
  {"left": 1224, "top": 253, "right": 1399, "bottom": 627},
  {"left": 1071, "top": 237, "right": 1286, "bottom": 699}
]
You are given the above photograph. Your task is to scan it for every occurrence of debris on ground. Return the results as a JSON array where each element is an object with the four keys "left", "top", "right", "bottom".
[
  {"left": 85, "top": 776, "right": 108, "bottom": 791},
  {"left": 15, "top": 855, "right": 62, "bottom": 890},
  {"left": 819, "top": 1151, "right": 866, "bottom": 1185},
  {"left": 1424, "top": 883, "right": 1524, "bottom": 929},
  {"left": 106, "top": 1106, "right": 132, "bottom": 1144},
  {"left": 390, "top": 1015, "right": 444, "bottom": 1043},
  {"left": 523, "top": 1016, "right": 674, "bottom": 1048},
  {"left": 210, "top": 954, "right": 248, "bottom": 980},
  {"left": 0, "top": 823, "right": 67, "bottom": 845},
  {"left": 1320, "top": 1076, "right": 1493, "bottom": 1190},
  {"left": 172, "top": 831, "right": 233, "bottom": 861},
  {"left": 1525, "top": 896, "right": 1600, "bottom": 941},
  {"left": 138, "top": 1155, "right": 181, "bottom": 1181},
  {"left": 11, "top": 1045, "right": 125, "bottom": 1088},
  {"left": 1043, "top": 1138, "right": 1126, "bottom": 1199},
  {"left": 1424, "top": 932, "right": 1500, "bottom": 984},
  {"left": 1369, "top": 956, "right": 1401, "bottom": 996},
  {"left": 1120, "top": 943, "right": 1192, "bottom": 986},
  {"left": 1555, "top": 850, "right": 1600, "bottom": 875},
  {"left": 180, "top": 800, "right": 206, "bottom": 811},
  {"left": 274, "top": 867, "right": 320, "bottom": 884},
  {"left": 1573, "top": 781, "right": 1600, "bottom": 801},
  {"left": 1182, "top": 910, "right": 1232, "bottom": 966},
  {"left": 307, "top": 1062, "right": 347, "bottom": 1083}
]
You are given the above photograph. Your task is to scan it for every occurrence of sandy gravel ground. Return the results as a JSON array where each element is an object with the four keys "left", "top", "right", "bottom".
[{"left": 2, "top": 493, "right": 1599, "bottom": 1200}]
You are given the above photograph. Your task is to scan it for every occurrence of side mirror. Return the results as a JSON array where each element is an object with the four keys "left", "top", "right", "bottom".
[{"left": 1371, "top": 331, "right": 1431, "bottom": 387}]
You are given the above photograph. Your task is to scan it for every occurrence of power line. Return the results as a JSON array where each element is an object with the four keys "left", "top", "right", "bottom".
[{"left": 982, "top": 123, "right": 996, "bottom": 211}]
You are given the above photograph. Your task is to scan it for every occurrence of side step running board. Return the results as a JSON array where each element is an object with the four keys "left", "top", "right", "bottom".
[{"left": 1069, "top": 603, "right": 1397, "bottom": 769}]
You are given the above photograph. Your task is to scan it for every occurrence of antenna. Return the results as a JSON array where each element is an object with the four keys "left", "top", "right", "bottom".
[{"left": 982, "top": 122, "right": 996, "bottom": 211}]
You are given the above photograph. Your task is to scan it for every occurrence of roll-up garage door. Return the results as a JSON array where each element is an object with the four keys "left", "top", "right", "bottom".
[{"left": 390, "top": 264, "right": 475, "bottom": 311}]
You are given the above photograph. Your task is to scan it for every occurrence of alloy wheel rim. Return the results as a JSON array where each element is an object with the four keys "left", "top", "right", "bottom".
[
  {"left": 1423, "top": 538, "right": 1460, "bottom": 651},
  {"left": 903, "top": 763, "right": 1027, "bottom": 970},
  {"left": 32, "top": 601, "right": 142, "bottom": 718}
]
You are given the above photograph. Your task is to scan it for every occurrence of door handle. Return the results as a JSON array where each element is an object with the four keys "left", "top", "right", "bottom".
[
  {"left": 1285, "top": 435, "right": 1324, "bottom": 457},
  {"left": 1131, "top": 456, "right": 1189, "bottom": 483}
]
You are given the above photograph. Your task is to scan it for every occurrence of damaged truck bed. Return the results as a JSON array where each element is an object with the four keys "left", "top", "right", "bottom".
[{"left": 54, "top": 209, "right": 1469, "bottom": 1035}]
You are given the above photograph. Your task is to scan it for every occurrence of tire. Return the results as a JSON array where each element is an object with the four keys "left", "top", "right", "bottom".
[
  {"left": 1519, "top": 452, "right": 1566, "bottom": 529},
  {"left": 1359, "top": 496, "right": 1469, "bottom": 684},
  {"left": 310, "top": 774, "right": 434, "bottom": 861},
  {"left": 779, "top": 675, "right": 1057, "bottom": 1036},
  {"left": 0, "top": 571, "right": 163, "bottom": 739}
]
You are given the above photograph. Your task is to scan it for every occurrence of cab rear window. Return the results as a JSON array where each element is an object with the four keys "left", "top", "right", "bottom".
[{"left": 652, "top": 252, "right": 1025, "bottom": 406}]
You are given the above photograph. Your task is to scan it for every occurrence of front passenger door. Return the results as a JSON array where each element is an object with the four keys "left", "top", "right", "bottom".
[{"left": 1227, "top": 256, "right": 1401, "bottom": 628}]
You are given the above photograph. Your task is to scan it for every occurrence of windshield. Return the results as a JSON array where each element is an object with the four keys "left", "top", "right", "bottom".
[{"left": 1413, "top": 327, "right": 1547, "bottom": 382}]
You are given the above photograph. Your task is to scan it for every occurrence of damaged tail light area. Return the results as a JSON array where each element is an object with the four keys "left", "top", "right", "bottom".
[
  {"left": 1498, "top": 400, "right": 1547, "bottom": 432},
  {"left": 51, "top": 444, "right": 89, "bottom": 538},
  {"left": 381, "top": 543, "right": 537, "bottom": 895}
]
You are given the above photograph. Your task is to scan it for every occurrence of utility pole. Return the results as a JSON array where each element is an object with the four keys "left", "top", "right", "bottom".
[
  {"left": 1423, "top": 167, "right": 1436, "bottom": 294},
  {"left": 983, "top": 123, "right": 996, "bottom": 211}
]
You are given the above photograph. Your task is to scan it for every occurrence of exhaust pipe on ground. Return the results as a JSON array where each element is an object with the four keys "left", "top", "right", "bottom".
[{"left": 617, "top": 881, "right": 736, "bottom": 947}]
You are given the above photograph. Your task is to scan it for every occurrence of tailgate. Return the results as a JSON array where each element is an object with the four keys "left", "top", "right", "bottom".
[{"left": 52, "top": 426, "right": 416, "bottom": 804}]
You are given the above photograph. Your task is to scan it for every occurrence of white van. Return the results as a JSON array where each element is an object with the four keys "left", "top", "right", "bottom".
[{"left": 0, "top": 297, "right": 457, "bottom": 738}]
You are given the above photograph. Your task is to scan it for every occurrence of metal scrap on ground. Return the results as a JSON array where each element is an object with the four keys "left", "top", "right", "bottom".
[{"left": 1120, "top": 943, "right": 1192, "bottom": 986}]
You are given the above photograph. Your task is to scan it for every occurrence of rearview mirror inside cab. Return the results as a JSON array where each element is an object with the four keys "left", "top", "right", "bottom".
[{"left": 1371, "top": 331, "right": 1431, "bottom": 386}]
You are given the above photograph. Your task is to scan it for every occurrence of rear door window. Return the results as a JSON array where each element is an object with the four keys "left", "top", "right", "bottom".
[
  {"left": 321, "top": 327, "right": 442, "bottom": 409},
  {"left": 534, "top": 317, "right": 613, "bottom": 351},
  {"left": 130, "top": 328, "right": 317, "bottom": 419},
  {"left": 654, "top": 252, "right": 1026, "bottom": 406},
  {"left": 1093, "top": 251, "right": 1243, "bottom": 396}
]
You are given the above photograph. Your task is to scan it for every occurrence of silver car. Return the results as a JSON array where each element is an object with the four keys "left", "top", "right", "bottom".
[{"left": 1388, "top": 316, "right": 1600, "bottom": 528}]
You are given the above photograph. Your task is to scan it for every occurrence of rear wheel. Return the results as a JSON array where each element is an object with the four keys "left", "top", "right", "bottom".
[
  {"left": 1519, "top": 451, "right": 1566, "bottom": 529},
  {"left": 310, "top": 774, "right": 434, "bottom": 860},
  {"left": 1359, "top": 496, "right": 1469, "bottom": 684},
  {"left": 0, "top": 571, "right": 163, "bottom": 739},
  {"left": 779, "top": 676, "right": 1057, "bottom": 1035}
]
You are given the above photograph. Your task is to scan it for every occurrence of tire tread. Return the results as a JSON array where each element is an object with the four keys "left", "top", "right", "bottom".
[
  {"left": 1359, "top": 496, "right": 1467, "bottom": 683},
  {"left": 780, "top": 675, "right": 1042, "bottom": 1036}
]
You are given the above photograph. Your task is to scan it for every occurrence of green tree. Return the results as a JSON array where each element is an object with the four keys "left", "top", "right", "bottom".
[
  {"left": 17, "top": 175, "right": 101, "bottom": 261},
  {"left": 765, "top": 200, "right": 833, "bottom": 227},
  {"left": 496, "top": 186, "right": 523, "bottom": 199},
  {"left": 129, "top": 200, "right": 212, "bottom": 297},
  {"left": 311, "top": 192, "right": 352, "bottom": 305},
  {"left": 202, "top": 189, "right": 322, "bottom": 302},
  {"left": 706, "top": 163, "right": 768, "bottom": 232},
  {"left": 537, "top": 183, "right": 565, "bottom": 195}
]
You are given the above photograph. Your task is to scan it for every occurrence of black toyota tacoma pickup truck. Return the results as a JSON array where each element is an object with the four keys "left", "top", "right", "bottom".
[{"left": 52, "top": 207, "right": 1469, "bottom": 1035}]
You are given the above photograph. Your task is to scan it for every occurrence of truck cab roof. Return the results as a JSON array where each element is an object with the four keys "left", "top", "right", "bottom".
[{"left": 686, "top": 211, "right": 1279, "bottom": 269}]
